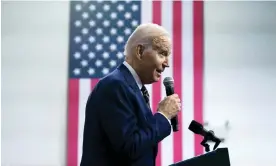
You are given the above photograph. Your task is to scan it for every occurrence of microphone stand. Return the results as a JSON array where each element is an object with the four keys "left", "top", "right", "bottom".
[{"left": 200, "top": 130, "right": 221, "bottom": 152}]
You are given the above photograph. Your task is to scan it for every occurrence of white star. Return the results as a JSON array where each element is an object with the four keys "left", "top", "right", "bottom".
[
  {"left": 103, "top": 20, "right": 110, "bottom": 27},
  {"left": 95, "top": 44, "right": 103, "bottom": 51},
  {"left": 103, "top": 36, "right": 110, "bottom": 43},
  {"left": 75, "top": 4, "right": 82, "bottom": 11},
  {"left": 95, "top": 59, "right": 102, "bottom": 67},
  {"left": 88, "top": 52, "right": 95, "bottom": 59},
  {"left": 110, "top": 28, "right": 117, "bottom": 35},
  {"left": 132, "top": 20, "right": 138, "bottom": 27},
  {"left": 81, "top": 44, "right": 88, "bottom": 51},
  {"left": 110, "top": 12, "right": 117, "bottom": 19},
  {"left": 82, "top": 12, "right": 89, "bottom": 19},
  {"left": 132, "top": 4, "right": 138, "bottom": 11},
  {"left": 124, "top": 28, "right": 131, "bottom": 35},
  {"left": 117, "top": 4, "right": 124, "bottom": 12},
  {"left": 109, "top": 60, "right": 117, "bottom": 67},
  {"left": 117, "top": 36, "right": 124, "bottom": 43},
  {"left": 74, "top": 52, "right": 81, "bottom": 59},
  {"left": 103, "top": 4, "right": 110, "bottom": 11},
  {"left": 125, "top": 0, "right": 131, "bottom": 3},
  {"left": 110, "top": 44, "right": 117, "bottom": 51},
  {"left": 75, "top": 20, "right": 81, "bottom": 27},
  {"left": 102, "top": 68, "right": 109, "bottom": 75},
  {"left": 89, "top": 20, "right": 95, "bottom": 27},
  {"left": 117, "top": 20, "right": 124, "bottom": 27},
  {"left": 124, "top": 12, "right": 131, "bottom": 19},
  {"left": 74, "top": 36, "right": 81, "bottom": 43},
  {"left": 81, "top": 59, "right": 88, "bottom": 67},
  {"left": 102, "top": 52, "right": 110, "bottom": 59},
  {"left": 96, "top": 28, "right": 103, "bottom": 35},
  {"left": 88, "top": 68, "right": 95, "bottom": 75},
  {"left": 89, "top": 4, "right": 96, "bottom": 11},
  {"left": 73, "top": 68, "right": 81, "bottom": 75},
  {"left": 96, "top": 12, "right": 103, "bottom": 19},
  {"left": 117, "top": 52, "right": 124, "bottom": 59},
  {"left": 89, "top": 36, "right": 95, "bottom": 43},
  {"left": 82, "top": 28, "right": 88, "bottom": 35}
]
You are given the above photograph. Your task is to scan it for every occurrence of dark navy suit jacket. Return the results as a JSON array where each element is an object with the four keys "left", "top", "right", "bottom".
[{"left": 80, "top": 63, "right": 171, "bottom": 166}]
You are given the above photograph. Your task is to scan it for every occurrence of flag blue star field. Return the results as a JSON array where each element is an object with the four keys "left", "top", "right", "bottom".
[
  {"left": 67, "top": 1, "right": 204, "bottom": 166},
  {"left": 69, "top": 0, "right": 140, "bottom": 79}
]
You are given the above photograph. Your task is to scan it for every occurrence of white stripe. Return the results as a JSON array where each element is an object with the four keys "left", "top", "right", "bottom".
[
  {"left": 141, "top": 0, "right": 153, "bottom": 108},
  {"left": 161, "top": 1, "right": 174, "bottom": 166},
  {"left": 78, "top": 79, "right": 91, "bottom": 165},
  {"left": 182, "top": 1, "right": 195, "bottom": 159}
]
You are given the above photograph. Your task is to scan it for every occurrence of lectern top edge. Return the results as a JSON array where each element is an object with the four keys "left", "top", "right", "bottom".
[{"left": 169, "top": 148, "right": 230, "bottom": 166}]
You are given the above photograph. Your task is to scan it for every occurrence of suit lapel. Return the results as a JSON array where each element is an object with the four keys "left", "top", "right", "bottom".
[{"left": 117, "top": 64, "right": 153, "bottom": 115}]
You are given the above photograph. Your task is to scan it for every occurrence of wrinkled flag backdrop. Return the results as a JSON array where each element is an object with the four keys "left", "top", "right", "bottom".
[{"left": 67, "top": 0, "right": 204, "bottom": 166}]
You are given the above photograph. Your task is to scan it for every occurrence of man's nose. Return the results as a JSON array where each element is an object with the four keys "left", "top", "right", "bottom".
[{"left": 163, "top": 57, "right": 169, "bottom": 67}]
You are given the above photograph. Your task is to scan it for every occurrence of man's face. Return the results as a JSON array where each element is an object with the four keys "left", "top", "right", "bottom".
[{"left": 137, "top": 36, "right": 172, "bottom": 84}]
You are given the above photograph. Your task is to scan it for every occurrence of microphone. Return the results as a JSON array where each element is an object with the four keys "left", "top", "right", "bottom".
[
  {"left": 188, "top": 120, "right": 220, "bottom": 142},
  {"left": 188, "top": 120, "right": 221, "bottom": 151},
  {"left": 163, "top": 77, "right": 178, "bottom": 132}
]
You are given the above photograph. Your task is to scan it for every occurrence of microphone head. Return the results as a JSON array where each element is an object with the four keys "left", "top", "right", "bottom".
[
  {"left": 163, "top": 77, "right": 174, "bottom": 87},
  {"left": 188, "top": 120, "right": 203, "bottom": 134}
]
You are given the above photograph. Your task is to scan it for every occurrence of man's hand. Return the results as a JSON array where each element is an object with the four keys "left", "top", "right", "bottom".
[{"left": 157, "top": 94, "right": 181, "bottom": 120}]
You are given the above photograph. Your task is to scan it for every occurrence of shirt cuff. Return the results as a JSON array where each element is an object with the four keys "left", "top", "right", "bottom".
[{"left": 157, "top": 112, "right": 171, "bottom": 125}]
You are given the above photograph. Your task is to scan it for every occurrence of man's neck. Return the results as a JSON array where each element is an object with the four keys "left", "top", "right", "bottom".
[
  {"left": 125, "top": 59, "right": 142, "bottom": 80},
  {"left": 123, "top": 61, "right": 143, "bottom": 90}
]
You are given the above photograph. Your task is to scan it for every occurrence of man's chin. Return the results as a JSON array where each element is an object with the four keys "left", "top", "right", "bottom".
[
  {"left": 153, "top": 76, "right": 161, "bottom": 82},
  {"left": 145, "top": 75, "right": 161, "bottom": 84},
  {"left": 145, "top": 78, "right": 159, "bottom": 84}
]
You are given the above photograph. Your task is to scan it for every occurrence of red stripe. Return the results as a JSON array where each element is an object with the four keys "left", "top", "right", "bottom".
[
  {"left": 152, "top": 1, "right": 162, "bottom": 166},
  {"left": 193, "top": 0, "right": 204, "bottom": 156},
  {"left": 67, "top": 79, "right": 79, "bottom": 166},
  {"left": 173, "top": 0, "right": 183, "bottom": 163},
  {"left": 90, "top": 78, "right": 100, "bottom": 90}
]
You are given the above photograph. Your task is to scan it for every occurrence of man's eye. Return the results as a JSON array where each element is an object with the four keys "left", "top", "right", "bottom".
[{"left": 160, "top": 52, "right": 167, "bottom": 56}]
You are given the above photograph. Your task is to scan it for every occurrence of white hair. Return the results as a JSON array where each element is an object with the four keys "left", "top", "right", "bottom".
[{"left": 124, "top": 23, "right": 171, "bottom": 56}]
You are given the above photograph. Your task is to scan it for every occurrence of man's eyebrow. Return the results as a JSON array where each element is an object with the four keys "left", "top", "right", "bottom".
[
  {"left": 159, "top": 46, "right": 170, "bottom": 52},
  {"left": 153, "top": 43, "right": 168, "bottom": 50}
]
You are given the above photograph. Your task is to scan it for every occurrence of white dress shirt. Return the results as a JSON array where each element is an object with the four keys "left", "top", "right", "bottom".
[{"left": 123, "top": 61, "right": 170, "bottom": 124}]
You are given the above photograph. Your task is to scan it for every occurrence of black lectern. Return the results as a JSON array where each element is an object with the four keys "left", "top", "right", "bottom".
[{"left": 169, "top": 148, "right": 230, "bottom": 166}]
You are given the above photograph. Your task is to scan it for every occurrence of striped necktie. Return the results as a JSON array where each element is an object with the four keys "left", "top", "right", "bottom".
[{"left": 141, "top": 85, "right": 150, "bottom": 109}]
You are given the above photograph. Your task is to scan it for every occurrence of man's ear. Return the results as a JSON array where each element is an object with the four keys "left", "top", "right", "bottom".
[{"left": 135, "top": 44, "right": 144, "bottom": 60}]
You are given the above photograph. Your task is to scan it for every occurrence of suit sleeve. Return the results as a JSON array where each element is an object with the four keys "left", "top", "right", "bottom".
[{"left": 97, "top": 80, "right": 171, "bottom": 159}]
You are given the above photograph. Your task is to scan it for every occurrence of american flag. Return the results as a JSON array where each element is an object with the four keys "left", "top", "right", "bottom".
[{"left": 67, "top": 0, "right": 204, "bottom": 166}]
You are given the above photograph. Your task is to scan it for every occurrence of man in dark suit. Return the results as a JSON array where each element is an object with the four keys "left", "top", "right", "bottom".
[{"left": 80, "top": 23, "right": 181, "bottom": 166}]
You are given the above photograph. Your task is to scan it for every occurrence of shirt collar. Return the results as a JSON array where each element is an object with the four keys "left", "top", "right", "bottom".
[{"left": 123, "top": 61, "right": 143, "bottom": 90}]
